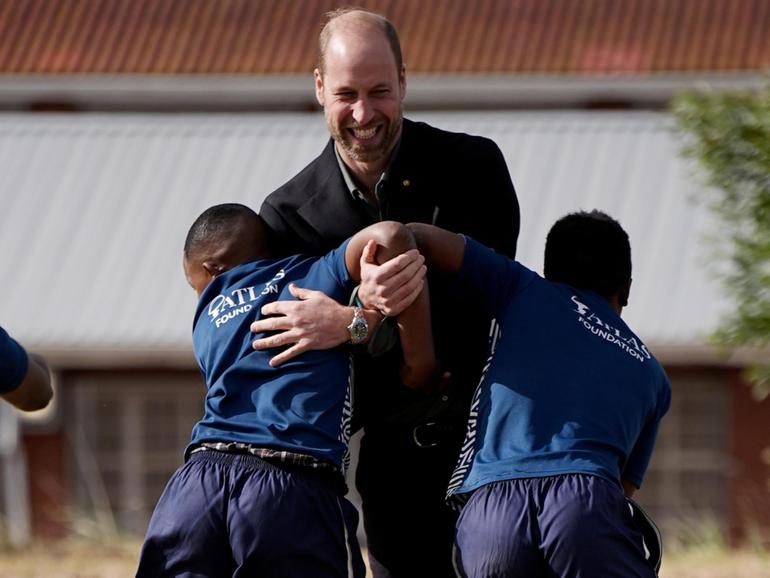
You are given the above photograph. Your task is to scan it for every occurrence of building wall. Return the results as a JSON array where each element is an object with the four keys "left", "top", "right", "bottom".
[
  {"left": 728, "top": 369, "right": 770, "bottom": 545},
  {"left": 63, "top": 369, "right": 205, "bottom": 535},
  {"left": 635, "top": 366, "right": 731, "bottom": 544},
  {"left": 24, "top": 432, "right": 67, "bottom": 539},
  {"left": 20, "top": 364, "right": 770, "bottom": 545}
]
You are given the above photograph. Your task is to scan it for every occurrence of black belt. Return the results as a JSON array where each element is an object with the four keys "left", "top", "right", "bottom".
[
  {"left": 411, "top": 421, "right": 462, "bottom": 449},
  {"left": 363, "top": 419, "right": 463, "bottom": 451}
]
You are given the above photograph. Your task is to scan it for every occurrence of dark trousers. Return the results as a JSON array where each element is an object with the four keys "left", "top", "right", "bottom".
[
  {"left": 454, "top": 474, "right": 656, "bottom": 578},
  {"left": 356, "top": 431, "right": 461, "bottom": 578},
  {"left": 137, "top": 450, "right": 365, "bottom": 578}
]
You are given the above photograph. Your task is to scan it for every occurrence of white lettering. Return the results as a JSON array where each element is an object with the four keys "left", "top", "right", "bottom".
[
  {"left": 206, "top": 269, "right": 288, "bottom": 325},
  {"left": 214, "top": 304, "right": 253, "bottom": 327},
  {"left": 571, "top": 295, "right": 590, "bottom": 315},
  {"left": 576, "top": 300, "right": 646, "bottom": 363},
  {"left": 232, "top": 287, "right": 250, "bottom": 305},
  {"left": 208, "top": 295, "right": 227, "bottom": 318},
  {"left": 261, "top": 284, "right": 279, "bottom": 296}
]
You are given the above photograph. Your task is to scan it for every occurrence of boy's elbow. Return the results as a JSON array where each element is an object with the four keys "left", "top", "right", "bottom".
[
  {"left": 16, "top": 392, "right": 52, "bottom": 412},
  {"left": 17, "top": 357, "right": 53, "bottom": 411},
  {"left": 375, "top": 221, "right": 415, "bottom": 252}
]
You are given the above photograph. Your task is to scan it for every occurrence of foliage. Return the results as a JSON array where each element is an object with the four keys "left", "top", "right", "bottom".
[{"left": 672, "top": 83, "right": 770, "bottom": 398}]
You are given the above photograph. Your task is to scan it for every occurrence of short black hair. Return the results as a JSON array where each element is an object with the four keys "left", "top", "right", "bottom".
[
  {"left": 183, "top": 203, "right": 266, "bottom": 260},
  {"left": 544, "top": 210, "right": 632, "bottom": 300}
]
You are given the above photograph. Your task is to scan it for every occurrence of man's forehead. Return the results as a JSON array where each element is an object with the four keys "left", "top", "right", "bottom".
[{"left": 324, "top": 40, "right": 397, "bottom": 85}]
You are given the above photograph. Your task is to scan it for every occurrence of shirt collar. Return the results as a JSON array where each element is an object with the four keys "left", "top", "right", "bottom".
[{"left": 334, "top": 139, "right": 402, "bottom": 203}]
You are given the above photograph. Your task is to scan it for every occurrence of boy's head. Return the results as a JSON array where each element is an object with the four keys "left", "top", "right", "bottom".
[
  {"left": 183, "top": 203, "right": 271, "bottom": 296},
  {"left": 544, "top": 210, "right": 632, "bottom": 310}
]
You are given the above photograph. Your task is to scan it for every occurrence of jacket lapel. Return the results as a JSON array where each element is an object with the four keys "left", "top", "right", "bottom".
[
  {"left": 297, "top": 140, "right": 373, "bottom": 246},
  {"left": 385, "top": 120, "right": 439, "bottom": 224}
]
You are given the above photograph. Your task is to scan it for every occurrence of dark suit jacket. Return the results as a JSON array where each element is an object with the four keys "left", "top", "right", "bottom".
[{"left": 261, "top": 118, "right": 520, "bottom": 431}]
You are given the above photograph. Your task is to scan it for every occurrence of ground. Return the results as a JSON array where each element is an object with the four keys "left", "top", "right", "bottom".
[{"left": 0, "top": 541, "right": 768, "bottom": 577}]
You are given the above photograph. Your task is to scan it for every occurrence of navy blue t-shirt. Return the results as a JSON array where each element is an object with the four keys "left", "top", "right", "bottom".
[
  {"left": 189, "top": 242, "right": 355, "bottom": 468},
  {"left": 0, "top": 326, "right": 28, "bottom": 394},
  {"left": 447, "top": 238, "right": 671, "bottom": 498}
]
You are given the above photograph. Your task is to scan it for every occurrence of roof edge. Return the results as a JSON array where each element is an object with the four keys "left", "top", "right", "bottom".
[
  {"left": 34, "top": 347, "right": 197, "bottom": 370},
  {"left": 0, "top": 72, "right": 765, "bottom": 111},
  {"left": 649, "top": 343, "right": 770, "bottom": 367}
]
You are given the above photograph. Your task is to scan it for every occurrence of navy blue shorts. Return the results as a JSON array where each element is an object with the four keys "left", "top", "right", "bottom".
[
  {"left": 454, "top": 474, "right": 656, "bottom": 578},
  {"left": 136, "top": 450, "right": 365, "bottom": 578}
]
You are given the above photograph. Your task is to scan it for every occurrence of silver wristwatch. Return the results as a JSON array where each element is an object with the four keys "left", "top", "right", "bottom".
[{"left": 347, "top": 306, "right": 369, "bottom": 344}]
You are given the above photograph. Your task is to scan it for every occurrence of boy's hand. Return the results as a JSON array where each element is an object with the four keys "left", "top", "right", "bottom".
[{"left": 358, "top": 241, "right": 426, "bottom": 317}]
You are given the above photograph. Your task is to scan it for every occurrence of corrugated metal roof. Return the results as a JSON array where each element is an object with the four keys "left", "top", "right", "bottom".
[
  {"left": 0, "top": 0, "right": 767, "bottom": 75},
  {"left": 0, "top": 111, "right": 729, "bottom": 366}
]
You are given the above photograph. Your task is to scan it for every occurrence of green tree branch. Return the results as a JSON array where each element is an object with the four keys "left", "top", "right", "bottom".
[{"left": 673, "top": 83, "right": 770, "bottom": 398}]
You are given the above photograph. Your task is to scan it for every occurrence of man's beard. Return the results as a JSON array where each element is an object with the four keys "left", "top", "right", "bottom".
[{"left": 330, "top": 108, "right": 403, "bottom": 164}]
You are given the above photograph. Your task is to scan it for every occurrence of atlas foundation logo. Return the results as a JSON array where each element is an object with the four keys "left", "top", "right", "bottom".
[
  {"left": 571, "top": 295, "right": 651, "bottom": 363},
  {"left": 207, "top": 270, "right": 286, "bottom": 328}
]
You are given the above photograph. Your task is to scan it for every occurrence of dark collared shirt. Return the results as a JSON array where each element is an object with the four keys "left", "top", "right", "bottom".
[{"left": 334, "top": 141, "right": 401, "bottom": 222}]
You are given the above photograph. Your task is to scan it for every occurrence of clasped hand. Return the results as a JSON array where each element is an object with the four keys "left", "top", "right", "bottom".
[{"left": 250, "top": 244, "right": 426, "bottom": 366}]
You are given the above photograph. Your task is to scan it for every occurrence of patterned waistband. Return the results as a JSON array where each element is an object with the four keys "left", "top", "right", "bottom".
[{"left": 189, "top": 442, "right": 340, "bottom": 474}]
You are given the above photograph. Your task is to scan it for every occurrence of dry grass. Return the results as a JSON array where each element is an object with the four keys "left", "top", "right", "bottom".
[
  {"left": 0, "top": 539, "right": 140, "bottom": 578},
  {"left": 661, "top": 549, "right": 770, "bottom": 578},
  {"left": 0, "top": 540, "right": 768, "bottom": 577}
]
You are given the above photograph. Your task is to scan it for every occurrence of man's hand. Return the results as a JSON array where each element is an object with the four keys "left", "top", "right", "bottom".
[
  {"left": 250, "top": 283, "right": 351, "bottom": 367},
  {"left": 357, "top": 241, "right": 426, "bottom": 317}
]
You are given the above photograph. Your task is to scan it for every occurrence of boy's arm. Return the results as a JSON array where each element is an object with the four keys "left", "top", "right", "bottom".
[
  {"left": 622, "top": 479, "right": 637, "bottom": 498},
  {"left": 249, "top": 219, "right": 424, "bottom": 366},
  {"left": 344, "top": 223, "right": 425, "bottom": 307},
  {"left": 405, "top": 223, "right": 466, "bottom": 274},
  {"left": 346, "top": 222, "right": 438, "bottom": 392},
  {"left": 251, "top": 222, "right": 435, "bottom": 390},
  {"left": 2, "top": 353, "right": 53, "bottom": 412}
]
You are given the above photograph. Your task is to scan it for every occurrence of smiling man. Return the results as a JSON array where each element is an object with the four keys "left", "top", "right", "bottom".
[
  {"left": 258, "top": 9, "right": 520, "bottom": 577},
  {"left": 314, "top": 12, "right": 405, "bottom": 192}
]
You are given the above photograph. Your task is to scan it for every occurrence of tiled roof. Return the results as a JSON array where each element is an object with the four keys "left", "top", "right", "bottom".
[
  {"left": 0, "top": 0, "right": 767, "bottom": 75},
  {"left": 0, "top": 111, "right": 728, "bottom": 365}
]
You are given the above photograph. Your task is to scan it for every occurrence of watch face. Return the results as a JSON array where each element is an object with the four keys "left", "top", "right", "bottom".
[{"left": 348, "top": 317, "right": 368, "bottom": 344}]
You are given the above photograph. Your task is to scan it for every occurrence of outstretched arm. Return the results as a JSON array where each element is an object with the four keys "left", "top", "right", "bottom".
[
  {"left": 356, "top": 222, "right": 466, "bottom": 316},
  {"left": 406, "top": 223, "right": 466, "bottom": 274},
  {"left": 2, "top": 352, "right": 53, "bottom": 412}
]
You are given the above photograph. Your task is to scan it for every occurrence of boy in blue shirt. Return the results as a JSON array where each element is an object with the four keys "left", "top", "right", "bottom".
[
  {"left": 136, "top": 204, "right": 435, "bottom": 578},
  {"left": 408, "top": 211, "right": 670, "bottom": 578}
]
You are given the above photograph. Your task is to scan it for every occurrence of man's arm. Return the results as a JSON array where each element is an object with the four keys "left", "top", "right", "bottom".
[{"left": 2, "top": 352, "right": 53, "bottom": 412}]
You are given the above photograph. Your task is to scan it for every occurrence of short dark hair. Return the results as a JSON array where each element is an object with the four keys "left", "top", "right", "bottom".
[
  {"left": 184, "top": 203, "right": 265, "bottom": 260},
  {"left": 544, "top": 210, "right": 632, "bottom": 299},
  {"left": 317, "top": 8, "right": 403, "bottom": 76}
]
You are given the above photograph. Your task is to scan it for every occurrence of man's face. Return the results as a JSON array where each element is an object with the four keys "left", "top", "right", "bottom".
[{"left": 315, "top": 29, "right": 406, "bottom": 167}]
